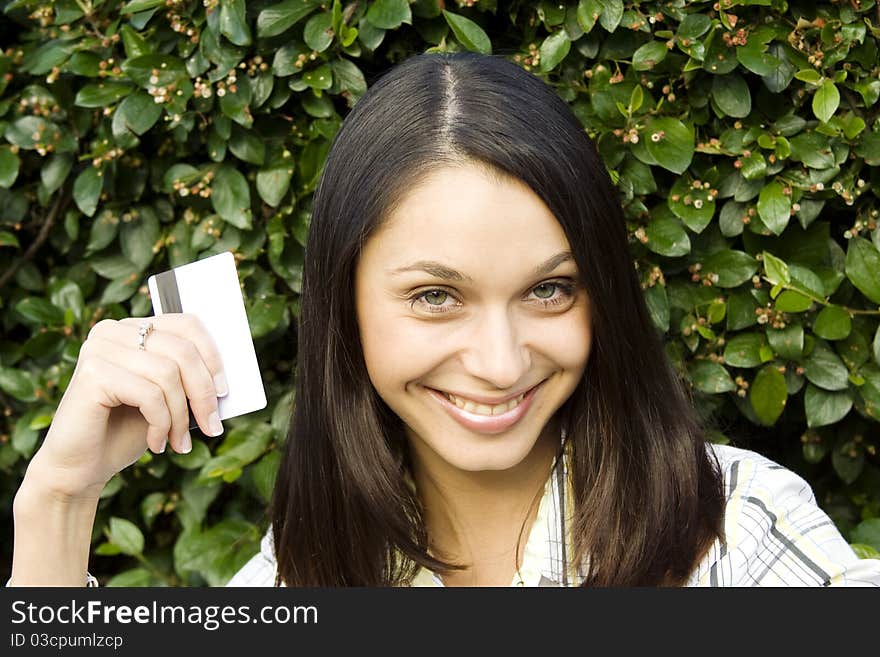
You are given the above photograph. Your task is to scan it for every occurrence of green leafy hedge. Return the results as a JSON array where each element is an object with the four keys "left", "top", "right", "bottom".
[{"left": 1, "top": 0, "right": 879, "bottom": 585}]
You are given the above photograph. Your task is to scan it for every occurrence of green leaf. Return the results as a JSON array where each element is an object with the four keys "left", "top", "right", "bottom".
[
  {"left": 120, "top": 24, "right": 151, "bottom": 59},
  {"left": 851, "top": 544, "right": 880, "bottom": 559},
  {"left": 301, "top": 64, "right": 333, "bottom": 92},
  {"left": 368, "top": 0, "right": 412, "bottom": 29},
  {"left": 832, "top": 441, "right": 863, "bottom": 484},
  {"left": 874, "top": 324, "right": 880, "bottom": 367},
  {"left": 5, "top": 116, "right": 63, "bottom": 151},
  {"left": 251, "top": 451, "right": 281, "bottom": 503},
  {"left": 643, "top": 284, "right": 669, "bottom": 332},
  {"left": 74, "top": 82, "right": 133, "bottom": 108},
  {"left": 789, "top": 131, "right": 835, "bottom": 169},
  {"left": 40, "top": 154, "right": 73, "bottom": 195},
  {"left": 736, "top": 43, "right": 780, "bottom": 76},
  {"left": 257, "top": 0, "right": 321, "bottom": 38},
  {"left": 331, "top": 58, "right": 367, "bottom": 104},
  {"left": 750, "top": 365, "right": 787, "bottom": 425},
  {"left": 851, "top": 519, "right": 880, "bottom": 552},
  {"left": 762, "top": 251, "right": 790, "bottom": 286},
  {"left": 727, "top": 291, "right": 759, "bottom": 330},
  {"left": 598, "top": 0, "right": 623, "bottom": 32},
  {"left": 677, "top": 14, "right": 711, "bottom": 40},
  {"left": 794, "top": 69, "right": 823, "bottom": 85},
  {"left": 632, "top": 41, "right": 667, "bottom": 71},
  {"left": 711, "top": 72, "right": 751, "bottom": 118},
  {"left": 644, "top": 117, "right": 693, "bottom": 174},
  {"left": 812, "top": 79, "right": 840, "bottom": 123},
  {"left": 106, "top": 568, "right": 152, "bottom": 587},
  {"left": 701, "top": 250, "right": 758, "bottom": 288},
  {"left": 121, "top": 0, "right": 165, "bottom": 11},
  {"left": 756, "top": 181, "right": 791, "bottom": 236},
  {"left": 812, "top": 306, "right": 851, "bottom": 341},
  {"left": 121, "top": 211, "right": 160, "bottom": 270},
  {"left": 667, "top": 178, "right": 715, "bottom": 233},
  {"left": 212, "top": 165, "right": 252, "bottom": 229},
  {"left": 100, "top": 277, "right": 139, "bottom": 304},
  {"left": 15, "top": 297, "right": 65, "bottom": 325},
  {"left": 688, "top": 360, "right": 736, "bottom": 394},
  {"left": 540, "top": 31, "right": 571, "bottom": 72},
  {"left": 0, "top": 367, "right": 36, "bottom": 402},
  {"left": 0, "top": 146, "right": 20, "bottom": 188},
  {"left": 113, "top": 90, "right": 163, "bottom": 136},
  {"left": 247, "top": 294, "right": 287, "bottom": 338},
  {"left": 739, "top": 151, "right": 767, "bottom": 180},
  {"left": 644, "top": 216, "right": 690, "bottom": 257},
  {"left": 73, "top": 167, "right": 102, "bottom": 217},
  {"left": 724, "top": 333, "right": 765, "bottom": 368},
  {"left": 304, "top": 12, "right": 334, "bottom": 52},
  {"left": 107, "top": 517, "right": 145, "bottom": 556},
  {"left": 857, "top": 365, "right": 880, "bottom": 420},
  {"left": 774, "top": 290, "right": 812, "bottom": 313},
  {"left": 257, "top": 161, "right": 294, "bottom": 207},
  {"left": 844, "top": 237, "right": 880, "bottom": 304},
  {"left": 576, "top": 0, "right": 601, "bottom": 33},
  {"left": 0, "top": 231, "right": 20, "bottom": 248},
  {"left": 804, "top": 343, "right": 850, "bottom": 391},
  {"left": 443, "top": 10, "right": 491, "bottom": 55},
  {"left": 228, "top": 126, "right": 266, "bottom": 165},
  {"left": 121, "top": 54, "right": 187, "bottom": 87},
  {"left": 805, "top": 384, "right": 853, "bottom": 427},
  {"left": 767, "top": 324, "right": 804, "bottom": 360},
  {"left": 854, "top": 131, "right": 880, "bottom": 166},
  {"left": 219, "top": 74, "right": 254, "bottom": 127},
  {"left": 169, "top": 440, "right": 211, "bottom": 470},
  {"left": 174, "top": 519, "right": 259, "bottom": 586},
  {"left": 219, "top": 0, "right": 252, "bottom": 46}
]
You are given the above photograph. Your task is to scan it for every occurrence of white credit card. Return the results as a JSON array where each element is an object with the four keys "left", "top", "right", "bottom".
[{"left": 147, "top": 251, "right": 267, "bottom": 430}]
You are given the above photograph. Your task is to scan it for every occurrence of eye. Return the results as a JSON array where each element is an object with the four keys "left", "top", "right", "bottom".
[
  {"left": 409, "top": 289, "right": 460, "bottom": 314},
  {"left": 529, "top": 281, "right": 576, "bottom": 307},
  {"left": 533, "top": 283, "right": 556, "bottom": 299},
  {"left": 406, "top": 279, "right": 577, "bottom": 315}
]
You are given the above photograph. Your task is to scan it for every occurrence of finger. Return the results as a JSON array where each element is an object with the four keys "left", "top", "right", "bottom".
[
  {"left": 82, "top": 354, "right": 172, "bottom": 455},
  {"left": 120, "top": 314, "right": 228, "bottom": 397},
  {"left": 84, "top": 337, "right": 192, "bottom": 453},
  {"left": 94, "top": 319, "right": 224, "bottom": 438}
]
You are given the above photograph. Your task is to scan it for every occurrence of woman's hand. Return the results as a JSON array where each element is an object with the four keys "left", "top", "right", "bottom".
[{"left": 26, "top": 312, "right": 227, "bottom": 499}]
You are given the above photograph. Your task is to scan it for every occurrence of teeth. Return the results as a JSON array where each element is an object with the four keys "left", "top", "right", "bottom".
[{"left": 443, "top": 391, "right": 527, "bottom": 416}]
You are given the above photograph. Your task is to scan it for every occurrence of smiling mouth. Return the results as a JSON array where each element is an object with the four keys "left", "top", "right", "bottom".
[
  {"left": 435, "top": 390, "right": 528, "bottom": 416},
  {"left": 427, "top": 380, "right": 544, "bottom": 417}
]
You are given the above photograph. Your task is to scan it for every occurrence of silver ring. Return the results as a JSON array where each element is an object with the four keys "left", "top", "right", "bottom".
[{"left": 137, "top": 320, "right": 154, "bottom": 351}]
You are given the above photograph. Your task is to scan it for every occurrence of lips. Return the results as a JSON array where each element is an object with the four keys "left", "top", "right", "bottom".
[{"left": 425, "top": 380, "right": 544, "bottom": 435}]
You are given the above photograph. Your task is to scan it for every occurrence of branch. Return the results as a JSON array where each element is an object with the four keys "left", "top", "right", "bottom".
[{"left": 0, "top": 189, "right": 71, "bottom": 291}]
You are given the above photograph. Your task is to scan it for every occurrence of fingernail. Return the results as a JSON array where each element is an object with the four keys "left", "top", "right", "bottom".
[
  {"left": 158, "top": 437, "right": 167, "bottom": 453},
  {"left": 180, "top": 431, "right": 192, "bottom": 454},
  {"left": 214, "top": 372, "right": 229, "bottom": 398},
  {"left": 208, "top": 411, "right": 223, "bottom": 437}
]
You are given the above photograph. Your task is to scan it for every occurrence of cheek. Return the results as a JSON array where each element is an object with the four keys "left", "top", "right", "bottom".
[
  {"left": 358, "top": 302, "right": 436, "bottom": 393},
  {"left": 537, "top": 306, "right": 592, "bottom": 373}
]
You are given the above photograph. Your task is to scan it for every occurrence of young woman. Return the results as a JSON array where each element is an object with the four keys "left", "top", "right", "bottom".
[{"left": 9, "top": 52, "right": 880, "bottom": 587}]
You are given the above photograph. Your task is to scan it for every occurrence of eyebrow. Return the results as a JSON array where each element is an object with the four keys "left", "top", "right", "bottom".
[{"left": 390, "top": 251, "right": 575, "bottom": 282}]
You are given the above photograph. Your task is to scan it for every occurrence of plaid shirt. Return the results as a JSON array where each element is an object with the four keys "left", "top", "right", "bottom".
[{"left": 226, "top": 443, "right": 880, "bottom": 587}]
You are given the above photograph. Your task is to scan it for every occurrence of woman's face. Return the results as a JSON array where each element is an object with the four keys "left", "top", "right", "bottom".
[{"left": 355, "top": 164, "right": 592, "bottom": 472}]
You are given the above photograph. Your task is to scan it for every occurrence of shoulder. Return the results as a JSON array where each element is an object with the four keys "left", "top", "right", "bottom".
[
  {"left": 707, "top": 442, "right": 816, "bottom": 506},
  {"left": 225, "top": 526, "right": 281, "bottom": 587},
  {"left": 687, "top": 443, "right": 880, "bottom": 587}
]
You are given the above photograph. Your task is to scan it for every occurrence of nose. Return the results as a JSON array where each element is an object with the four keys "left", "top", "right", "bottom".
[{"left": 460, "top": 307, "right": 531, "bottom": 391}]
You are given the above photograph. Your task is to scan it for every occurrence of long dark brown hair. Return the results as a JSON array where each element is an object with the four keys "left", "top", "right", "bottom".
[{"left": 270, "top": 51, "right": 726, "bottom": 586}]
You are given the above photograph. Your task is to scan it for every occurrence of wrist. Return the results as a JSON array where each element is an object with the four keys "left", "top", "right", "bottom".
[
  {"left": 18, "top": 454, "right": 106, "bottom": 506},
  {"left": 11, "top": 466, "right": 101, "bottom": 587}
]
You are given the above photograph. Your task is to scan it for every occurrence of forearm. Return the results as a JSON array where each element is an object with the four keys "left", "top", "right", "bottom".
[{"left": 9, "top": 466, "right": 101, "bottom": 587}]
